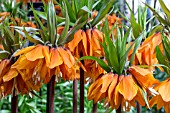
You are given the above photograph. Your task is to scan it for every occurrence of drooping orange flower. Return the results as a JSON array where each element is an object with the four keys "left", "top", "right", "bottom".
[
  {"left": 129, "top": 65, "right": 160, "bottom": 91},
  {"left": 0, "top": 12, "right": 10, "bottom": 23},
  {"left": 66, "top": 29, "right": 105, "bottom": 81},
  {"left": 88, "top": 73, "right": 146, "bottom": 111},
  {"left": 129, "top": 33, "right": 163, "bottom": 67},
  {"left": 0, "top": 59, "right": 42, "bottom": 98},
  {"left": 13, "top": 44, "right": 77, "bottom": 84},
  {"left": 149, "top": 78, "right": 170, "bottom": 113},
  {"left": 87, "top": 65, "right": 159, "bottom": 111},
  {"left": 12, "top": 18, "right": 36, "bottom": 28},
  {"left": 138, "top": 33, "right": 163, "bottom": 66}
]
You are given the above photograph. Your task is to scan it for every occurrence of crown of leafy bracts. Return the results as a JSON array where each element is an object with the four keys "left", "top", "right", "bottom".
[{"left": 78, "top": 20, "right": 159, "bottom": 111}]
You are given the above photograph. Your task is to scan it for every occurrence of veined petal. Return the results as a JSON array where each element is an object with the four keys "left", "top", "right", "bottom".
[
  {"left": 49, "top": 48, "right": 63, "bottom": 68},
  {"left": 42, "top": 46, "right": 50, "bottom": 67},
  {"left": 0, "top": 59, "right": 10, "bottom": 76},
  {"left": 81, "top": 31, "right": 88, "bottom": 55},
  {"left": 86, "top": 29, "right": 93, "bottom": 56},
  {"left": 14, "top": 46, "right": 36, "bottom": 56},
  {"left": 108, "top": 74, "right": 118, "bottom": 100},
  {"left": 101, "top": 73, "right": 114, "bottom": 93},
  {"left": 129, "top": 66, "right": 159, "bottom": 88},
  {"left": 118, "top": 75, "right": 138, "bottom": 101},
  {"left": 67, "top": 30, "right": 82, "bottom": 52},
  {"left": 26, "top": 45, "right": 44, "bottom": 61},
  {"left": 12, "top": 55, "right": 38, "bottom": 69},
  {"left": 3, "top": 68, "right": 18, "bottom": 82},
  {"left": 40, "top": 60, "right": 48, "bottom": 81},
  {"left": 57, "top": 47, "right": 73, "bottom": 68}
]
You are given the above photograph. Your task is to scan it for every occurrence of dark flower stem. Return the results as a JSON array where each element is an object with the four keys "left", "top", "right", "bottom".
[
  {"left": 46, "top": 75, "right": 55, "bottom": 113},
  {"left": 73, "top": 79, "right": 78, "bottom": 113},
  {"left": 80, "top": 61, "right": 84, "bottom": 113},
  {"left": 137, "top": 102, "right": 142, "bottom": 113},
  {"left": 116, "top": 105, "right": 121, "bottom": 113},
  {"left": 11, "top": 90, "right": 18, "bottom": 113},
  {"left": 93, "top": 102, "right": 98, "bottom": 113}
]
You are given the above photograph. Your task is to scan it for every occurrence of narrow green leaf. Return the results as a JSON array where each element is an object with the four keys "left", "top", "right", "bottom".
[
  {"left": 156, "top": 46, "right": 170, "bottom": 74},
  {"left": 57, "top": 1, "right": 70, "bottom": 45},
  {"left": 59, "top": 19, "right": 87, "bottom": 45},
  {"left": 15, "top": 29, "right": 44, "bottom": 44},
  {"left": 32, "top": 5, "right": 47, "bottom": 42},
  {"left": 145, "top": 3, "right": 170, "bottom": 26},
  {"left": 158, "top": 0, "right": 170, "bottom": 21},
  {"left": 130, "top": 34, "right": 142, "bottom": 65},
  {"left": 78, "top": 56, "right": 111, "bottom": 72},
  {"left": 91, "top": 0, "right": 114, "bottom": 27},
  {"left": 64, "top": 0, "right": 76, "bottom": 22},
  {"left": 33, "top": 10, "right": 47, "bottom": 20},
  {"left": 148, "top": 25, "right": 163, "bottom": 36}
]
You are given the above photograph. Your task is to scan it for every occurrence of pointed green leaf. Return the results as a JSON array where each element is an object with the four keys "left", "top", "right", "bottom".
[
  {"left": 57, "top": 1, "right": 70, "bottom": 45},
  {"left": 78, "top": 56, "right": 111, "bottom": 72},
  {"left": 64, "top": 0, "right": 76, "bottom": 22},
  {"left": 91, "top": 0, "right": 114, "bottom": 27},
  {"left": 158, "top": 0, "right": 170, "bottom": 21}
]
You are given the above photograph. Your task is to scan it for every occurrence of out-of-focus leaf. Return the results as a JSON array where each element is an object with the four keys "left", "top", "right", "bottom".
[
  {"left": 15, "top": 29, "right": 44, "bottom": 44},
  {"left": 0, "top": 50, "right": 10, "bottom": 59},
  {"left": 158, "top": 0, "right": 170, "bottom": 21},
  {"left": 11, "top": 26, "right": 39, "bottom": 32},
  {"left": 91, "top": 0, "right": 114, "bottom": 27},
  {"left": 148, "top": 25, "right": 163, "bottom": 36},
  {"left": 145, "top": 3, "right": 170, "bottom": 26},
  {"left": 156, "top": 46, "right": 170, "bottom": 75}
]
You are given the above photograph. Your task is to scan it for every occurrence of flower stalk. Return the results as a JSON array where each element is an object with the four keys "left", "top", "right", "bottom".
[{"left": 46, "top": 75, "right": 55, "bottom": 113}]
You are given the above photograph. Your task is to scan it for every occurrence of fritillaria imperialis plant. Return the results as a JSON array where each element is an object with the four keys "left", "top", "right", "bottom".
[{"left": 79, "top": 20, "right": 159, "bottom": 112}]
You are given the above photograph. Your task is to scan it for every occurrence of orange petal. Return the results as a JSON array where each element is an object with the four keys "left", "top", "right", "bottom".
[
  {"left": 129, "top": 66, "right": 159, "bottom": 88},
  {"left": 0, "top": 59, "right": 10, "bottom": 76},
  {"left": 101, "top": 73, "right": 114, "bottom": 93},
  {"left": 81, "top": 31, "right": 88, "bottom": 55},
  {"left": 14, "top": 46, "right": 36, "bottom": 56},
  {"left": 12, "top": 55, "right": 38, "bottom": 69},
  {"left": 57, "top": 47, "right": 73, "bottom": 68},
  {"left": 108, "top": 74, "right": 118, "bottom": 100},
  {"left": 3, "top": 68, "right": 18, "bottom": 82},
  {"left": 86, "top": 29, "right": 93, "bottom": 56},
  {"left": 25, "top": 45, "right": 44, "bottom": 61},
  {"left": 42, "top": 46, "right": 50, "bottom": 67},
  {"left": 67, "top": 30, "right": 82, "bottom": 52},
  {"left": 118, "top": 75, "right": 138, "bottom": 101},
  {"left": 158, "top": 80, "right": 170, "bottom": 102},
  {"left": 49, "top": 48, "right": 63, "bottom": 68}
]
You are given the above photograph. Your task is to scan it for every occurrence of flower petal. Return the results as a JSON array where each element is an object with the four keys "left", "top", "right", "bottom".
[
  {"left": 26, "top": 45, "right": 44, "bottom": 61},
  {"left": 3, "top": 68, "right": 18, "bottom": 82}
]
